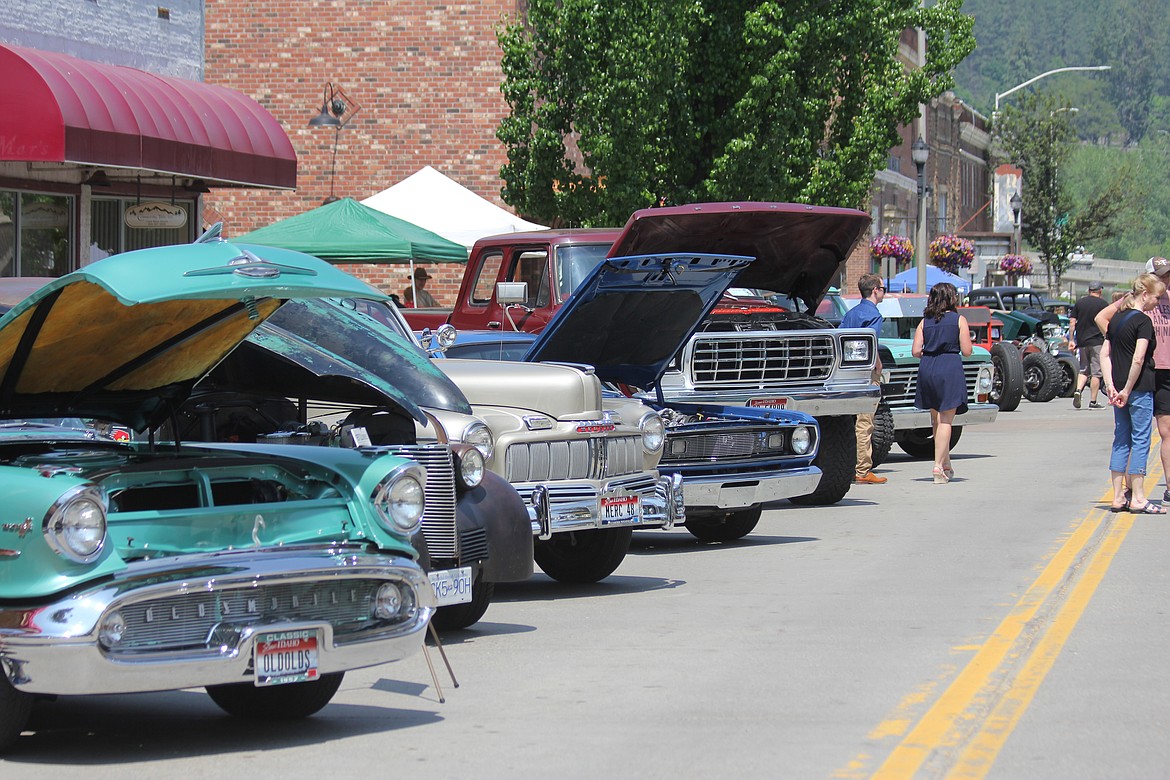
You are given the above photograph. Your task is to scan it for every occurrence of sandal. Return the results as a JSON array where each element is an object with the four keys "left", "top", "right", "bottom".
[
  {"left": 1129, "top": 501, "right": 1167, "bottom": 515},
  {"left": 933, "top": 467, "right": 950, "bottom": 484},
  {"left": 1109, "top": 502, "right": 1130, "bottom": 513}
]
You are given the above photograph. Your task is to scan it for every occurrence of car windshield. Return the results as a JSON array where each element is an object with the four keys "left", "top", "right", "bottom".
[
  {"left": 445, "top": 340, "right": 533, "bottom": 361},
  {"left": 554, "top": 244, "right": 612, "bottom": 301}
]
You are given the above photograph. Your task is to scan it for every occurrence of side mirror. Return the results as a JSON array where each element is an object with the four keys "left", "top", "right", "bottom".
[{"left": 497, "top": 281, "right": 528, "bottom": 305}]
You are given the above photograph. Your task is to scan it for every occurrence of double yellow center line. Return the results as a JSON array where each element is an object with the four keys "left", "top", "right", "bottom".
[{"left": 837, "top": 458, "right": 1158, "bottom": 779}]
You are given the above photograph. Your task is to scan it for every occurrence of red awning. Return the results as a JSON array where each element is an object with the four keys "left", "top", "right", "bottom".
[{"left": 0, "top": 43, "right": 296, "bottom": 189}]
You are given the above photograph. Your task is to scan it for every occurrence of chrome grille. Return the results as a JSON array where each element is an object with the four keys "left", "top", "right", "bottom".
[
  {"left": 460, "top": 527, "right": 489, "bottom": 561},
  {"left": 884, "top": 364, "right": 982, "bottom": 410},
  {"left": 382, "top": 444, "right": 458, "bottom": 558},
  {"left": 504, "top": 436, "right": 642, "bottom": 482},
  {"left": 117, "top": 578, "right": 386, "bottom": 652},
  {"left": 689, "top": 335, "right": 836, "bottom": 386},
  {"left": 660, "top": 429, "right": 772, "bottom": 461},
  {"left": 515, "top": 474, "right": 657, "bottom": 505}
]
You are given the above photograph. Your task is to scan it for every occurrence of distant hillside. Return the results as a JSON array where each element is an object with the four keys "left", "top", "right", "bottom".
[
  {"left": 954, "top": 0, "right": 1168, "bottom": 143},
  {"left": 954, "top": 0, "right": 1170, "bottom": 261}
]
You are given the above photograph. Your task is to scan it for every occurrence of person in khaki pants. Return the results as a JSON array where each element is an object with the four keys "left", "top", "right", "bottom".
[{"left": 840, "top": 273, "right": 887, "bottom": 484}]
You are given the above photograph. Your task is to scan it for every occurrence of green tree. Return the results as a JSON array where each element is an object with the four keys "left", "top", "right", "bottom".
[
  {"left": 996, "top": 95, "right": 1142, "bottom": 289},
  {"left": 496, "top": 0, "right": 975, "bottom": 226},
  {"left": 1093, "top": 0, "right": 1166, "bottom": 144}
]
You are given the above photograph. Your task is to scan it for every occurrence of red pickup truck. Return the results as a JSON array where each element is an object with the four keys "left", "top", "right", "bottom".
[{"left": 403, "top": 202, "right": 881, "bottom": 506}]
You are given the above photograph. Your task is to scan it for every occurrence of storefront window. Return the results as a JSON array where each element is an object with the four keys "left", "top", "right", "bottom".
[
  {"left": 0, "top": 192, "right": 13, "bottom": 277},
  {"left": 90, "top": 197, "right": 196, "bottom": 262}
]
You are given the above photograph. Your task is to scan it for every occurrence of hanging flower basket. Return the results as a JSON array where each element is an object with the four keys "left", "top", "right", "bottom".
[
  {"left": 929, "top": 235, "right": 974, "bottom": 275},
  {"left": 870, "top": 234, "right": 914, "bottom": 267},
  {"left": 997, "top": 254, "right": 1032, "bottom": 275}
]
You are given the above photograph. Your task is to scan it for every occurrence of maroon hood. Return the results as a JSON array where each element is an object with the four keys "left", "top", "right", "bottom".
[{"left": 608, "top": 202, "right": 871, "bottom": 311}]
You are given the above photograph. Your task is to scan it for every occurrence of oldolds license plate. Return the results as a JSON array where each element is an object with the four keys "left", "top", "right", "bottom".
[
  {"left": 748, "top": 397, "right": 788, "bottom": 409},
  {"left": 429, "top": 566, "right": 473, "bottom": 606},
  {"left": 254, "top": 629, "right": 320, "bottom": 687},
  {"left": 600, "top": 494, "right": 642, "bottom": 525}
]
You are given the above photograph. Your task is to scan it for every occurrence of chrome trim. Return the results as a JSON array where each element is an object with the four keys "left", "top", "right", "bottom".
[
  {"left": 889, "top": 403, "right": 999, "bottom": 430},
  {"left": 657, "top": 387, "right": 880, "bottom": 416},
  {"left": 42, "top": 484, "right": 108, "bottom": 564},
  {"left": 518, "top": 473, "right": 673, "bottom": 535},
  {"left": 0, "top": 545, "right": 433, "bottom": 696},
  {"left": 681, "top": 466, "right": 823, "bottom": 509}
]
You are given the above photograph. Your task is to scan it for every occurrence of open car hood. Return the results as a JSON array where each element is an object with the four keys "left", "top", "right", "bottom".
[
  {"left": 525, "top": 252, "right": 753, "bottom": 389},
  {"left": 202, "top": 298, "right": 470, "bottom": 420},
  {"left": 0, "top": 235, "right": 387, "bottom": 431},
  {"left": 607, "top": 202, "right": 871, "bottom": 312}
]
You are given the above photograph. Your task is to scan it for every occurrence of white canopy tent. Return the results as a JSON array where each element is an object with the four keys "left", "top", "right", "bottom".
[{"left": 362, "top": 166, "right": 547, "bottom": 250}]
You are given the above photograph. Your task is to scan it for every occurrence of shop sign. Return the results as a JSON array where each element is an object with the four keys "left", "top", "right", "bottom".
[
  {"left": 22, "top": 201, "right": 69, "bottom": 230},
  {"left": 125, "top": 201, "right": 187, "bottom": 229}
]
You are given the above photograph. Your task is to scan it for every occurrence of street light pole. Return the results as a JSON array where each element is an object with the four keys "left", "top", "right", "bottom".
[
  {"left": 993, "top": 66, "right": 1110, "bottom": 120},
  {"left": 1010, "top": 192, "right": 1022, "bottom": 254},
  {"left": 912, "top": 137, "right": 929, "bottom": 294}
]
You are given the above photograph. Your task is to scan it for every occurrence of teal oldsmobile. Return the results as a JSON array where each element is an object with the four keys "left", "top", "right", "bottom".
[{"left": 0, "top": 229, "right": 435, "bottom": 751}]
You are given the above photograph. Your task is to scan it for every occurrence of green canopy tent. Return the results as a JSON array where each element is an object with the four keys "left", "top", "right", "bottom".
[{"left": 235, "top": 197, "right": 468, "bottom": 302}]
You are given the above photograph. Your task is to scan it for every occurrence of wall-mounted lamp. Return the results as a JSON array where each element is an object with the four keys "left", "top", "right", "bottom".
[
  {"left": 307, "top": 83, "right": 361, "bottom": 203},
  {"left": 84, "top": 170, "right": 112, "bottom": 188}
]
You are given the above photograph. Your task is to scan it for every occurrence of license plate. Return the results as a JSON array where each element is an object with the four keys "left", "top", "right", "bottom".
[
  {"left": 748, "top": 397, "right": 788, "bottom": 409},
  {"left": 600, "top": 494, "right": 642, "bottom": 525},
  {"left": 254, "top": 629, "right": 320, "bottom": 687},
  {"left": 429, "top": 567, "right": 473, "bottom": 606}
]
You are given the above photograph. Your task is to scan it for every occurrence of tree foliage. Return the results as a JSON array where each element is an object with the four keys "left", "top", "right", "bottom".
[
  {"left": 995, "top": 95, "right": 1143, "bottom": 288},
  {"left": 496, "top": 0, "right": 975, "bottom": 226}
]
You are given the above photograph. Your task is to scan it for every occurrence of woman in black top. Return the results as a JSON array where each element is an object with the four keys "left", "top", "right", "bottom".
[
  {"left": 1101, "top": 273, "right": 1166, "bottom": 513},
  {"left": 912, "top": 283, "right": 973, "bottom": 484}
]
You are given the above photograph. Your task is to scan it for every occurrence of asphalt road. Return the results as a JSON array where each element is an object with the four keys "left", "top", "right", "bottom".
[{"left": 4, "top": 398, "right": 1168, "bottom": 779}]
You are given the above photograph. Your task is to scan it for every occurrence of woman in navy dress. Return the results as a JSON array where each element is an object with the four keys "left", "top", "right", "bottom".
[{"left": 912, "top": 283, "right": 973, "bottom": 483}]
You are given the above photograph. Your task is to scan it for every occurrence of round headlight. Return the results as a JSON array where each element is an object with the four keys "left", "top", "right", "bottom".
[
  {"left": 457, "top": 446, "right": 485, "bottom": 489},
  {"left": 639, "top": 412, "right": 665, "bottom": 452},
  {"left": 43, "top": 486, "right": 107, "bottom": 563},
  {"left": 791, "top": 426, "right": 813, "bottom": 455},
  {"left": 463, "top": 421, "right": 494, "bottom": 459},
  {"left": 373, "top": 474, "right": 425, "bottom": 533}
]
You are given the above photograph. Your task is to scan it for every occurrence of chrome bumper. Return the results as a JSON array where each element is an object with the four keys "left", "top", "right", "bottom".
[
  {"left": 681, "top": 466, "right": 822, "bottom": 510},
  {"left": 661, "top": 387, "right": 880, "bottom": 417},
  {"left": 523, "top": 473, "right": 682, "bottom": 539},
  {"left": 890, "top": 402, "right": 999, "bottom": 430},
  {"left": 0, "top": 546, "right": 435, "bottom": 696}
]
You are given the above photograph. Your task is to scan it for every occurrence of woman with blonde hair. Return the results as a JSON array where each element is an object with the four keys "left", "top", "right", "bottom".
[
  {"left": 1101, "top": 273, "right": 1167, "bottom": 513},
  {"left": 912, "top": 282, "right": 972, "bottom": 483}
]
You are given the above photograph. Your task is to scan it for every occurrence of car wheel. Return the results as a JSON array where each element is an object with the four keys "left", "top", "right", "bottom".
[
  {"left": 789, "top": 415, "right": 855, "bottom": 506},
  {"left": 206, "top": 672, "right": 344, "bottom": 719},
  {"left": 895, "top": 425, "right": 963, "bottom": 459},
  {"left": 0, "top": 674, "right": 33, "bottom": 754},
  {"left": 1056, "top": 354, "right": 1079, "bottom": 397},
  {"left": 431, "top": 580, "right": 494, "bottom": 631},
  {"left": 990, "top": 342, "right": 1024, "bottom": 412},
  {"left": 1022, "top": 351, "right": 1062, "bottom": 403},
  {"left": 870, "top": 401, "right": 896, "bottom": 468},
  {"left": 685, "top": 506, "right": 763, "bottom": 542},
  {"left": 534, "top": 527, "right": 633, "bottom": 583}
]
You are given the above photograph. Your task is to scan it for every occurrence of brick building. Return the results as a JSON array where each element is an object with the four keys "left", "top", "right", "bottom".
[{"left": 202, "top": 0, "right": 524, "bottom": 303}]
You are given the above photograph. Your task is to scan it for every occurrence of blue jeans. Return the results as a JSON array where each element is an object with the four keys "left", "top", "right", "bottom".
[{"left": 1110, "top": 391, "right": 1154, "bottom": 474}]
